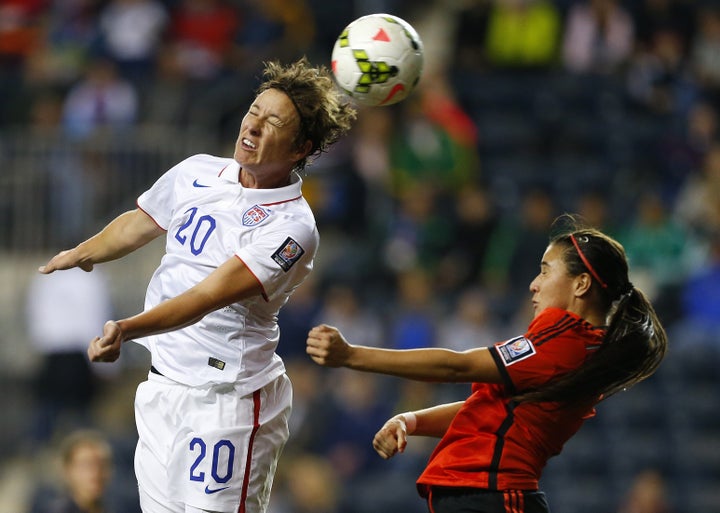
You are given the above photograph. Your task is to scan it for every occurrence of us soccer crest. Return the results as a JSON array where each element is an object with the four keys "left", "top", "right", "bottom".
[{"left": 242, "top": 205, "right": 269, "bottom": 226}]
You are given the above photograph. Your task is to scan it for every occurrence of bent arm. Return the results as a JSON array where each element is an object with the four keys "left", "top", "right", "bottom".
[
  {"left": 306, "top": 324, "right": 502, "bottom": 384},
  {"left": 118, "top": 256, "right": 263, "bottom": 340},
  {"left": 89, "top": 256, "right": 264, "bottom": 362},
  {"left": 39, "top": 209, "right": 164, "bottom": 273},
  {"left": 373, "top": 402, "right": 464, "bottom": 459}
]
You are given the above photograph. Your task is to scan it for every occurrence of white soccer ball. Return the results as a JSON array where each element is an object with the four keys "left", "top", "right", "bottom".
[{"left": 331, "top": 13, "right": 424, "bottom": 107}]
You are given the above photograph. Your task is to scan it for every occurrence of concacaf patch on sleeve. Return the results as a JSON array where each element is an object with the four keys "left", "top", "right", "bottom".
[
  {"left": 497, "top": 336, "right": 536, "bottom": 366},
  {"left": 271, "top": 237, "right": 305, "bottom": 272}
]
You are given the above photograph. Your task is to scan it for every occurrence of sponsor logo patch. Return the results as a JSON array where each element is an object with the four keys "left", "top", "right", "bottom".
[
  {"left": 208, "top": 357, "right": 226, "bottom": 370},
  {"left": 271, "top": 237, "right": 305, "bottom": 272},
  {"left": 242, "top": 205, "right": 270, "bottom": 226},
  {"left": 192, "top": 178, "right": 210, "bottom": 188},
  {"left": 497, "top": 336, "right": 536, "bottom": 366}
]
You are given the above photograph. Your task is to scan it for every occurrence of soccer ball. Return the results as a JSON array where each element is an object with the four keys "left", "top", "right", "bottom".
[{"left": 331, "top": 13, "right": 424, "bottom": 107}]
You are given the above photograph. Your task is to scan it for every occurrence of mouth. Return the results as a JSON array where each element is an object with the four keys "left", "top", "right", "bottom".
[{"left": 241, "top": 138, "right": 257, "bottom": 150}]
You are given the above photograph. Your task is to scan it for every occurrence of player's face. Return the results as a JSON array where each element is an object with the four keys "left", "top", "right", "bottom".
[
  {"left": 529, "top": 243, "right": 577, "bottom": 317},
  {"left": 234, "top": 88, "right": 310, "bottom": 184}
]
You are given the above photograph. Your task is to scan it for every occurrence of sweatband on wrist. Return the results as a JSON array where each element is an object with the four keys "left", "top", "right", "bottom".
[{"left": 401, "top": 412, "right": 417, "bottom": 435}]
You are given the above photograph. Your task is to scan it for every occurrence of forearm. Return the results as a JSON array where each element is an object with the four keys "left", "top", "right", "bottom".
[
  {"left": 116, "top": 257, "right": 263, "bottom": 342},
  {"left": 345, "top": 345, "right": 496, "bottom": 383},
  {"left": 76, "top": 210, "right": 161, "bottom": 265},
  {"left": 400, "top": 402, "right": 464, "bottom": 438},
  {"left": 116, "top": 289, "right": 213, "bottom": 342}
]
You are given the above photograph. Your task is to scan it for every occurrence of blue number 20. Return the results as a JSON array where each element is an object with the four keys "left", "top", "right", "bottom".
[
  {"left": 175, "top": 207, "right": 217, "bottom": 255},
  {"left": 189, "top": 437, "right": 235, "bottom": 483}
]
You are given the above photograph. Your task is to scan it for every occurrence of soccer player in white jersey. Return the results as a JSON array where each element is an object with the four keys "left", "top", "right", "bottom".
[{"left": 38, "top": 58, "right": 357, "bottom": 513}]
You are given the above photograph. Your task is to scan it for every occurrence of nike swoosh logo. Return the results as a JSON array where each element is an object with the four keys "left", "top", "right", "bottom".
[
  {"left": 204, "top": 485, "right": 229, "bottom": 494},
  {"left": 193, "top": 179, "right": 210, "bottom": 188}
]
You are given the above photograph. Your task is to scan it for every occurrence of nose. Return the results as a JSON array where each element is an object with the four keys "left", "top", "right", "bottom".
[{"left": 529, "top": 276, "right": 539, "bottom": 293}]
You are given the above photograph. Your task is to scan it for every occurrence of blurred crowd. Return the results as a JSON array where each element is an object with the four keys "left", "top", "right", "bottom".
[{"left": 2, "top": 0, "right": 720, "bottom": 512}]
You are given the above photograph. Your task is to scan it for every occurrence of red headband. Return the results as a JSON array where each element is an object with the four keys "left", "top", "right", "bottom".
[{"left": 570, "top": 234, "right": 608, "bottom": 289}]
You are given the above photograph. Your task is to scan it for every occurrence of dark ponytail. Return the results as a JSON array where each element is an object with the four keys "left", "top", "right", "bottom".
[{"left": 515, "top": 215, "right": 668, "bottom": 405}]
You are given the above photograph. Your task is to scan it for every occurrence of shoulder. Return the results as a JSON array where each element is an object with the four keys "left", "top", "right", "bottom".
[
  {"left": 174, "top": 153, "right": 232, "bottom": 171},
  {"left": 526, "top": 308, "right": 602, "bottom": 348},
  {"left": 526, "top": 308, "right": 584, "bottom": 343}
]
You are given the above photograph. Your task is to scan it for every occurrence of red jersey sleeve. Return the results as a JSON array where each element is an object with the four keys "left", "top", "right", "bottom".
[{"left": 489, "top": 308, "right": 604, "bottom": 394}]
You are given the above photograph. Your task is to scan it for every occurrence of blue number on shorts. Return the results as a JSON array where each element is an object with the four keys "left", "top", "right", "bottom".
[
  {"left": 211, "top": 440, "right": 235, "bottom": 483},
  {"left": 174, "top": 207, "right": 217, "bottom": 255},
  {"left": 188, "top": 437, "right": 236, "bottom": 484},
  {"left": 189, "top": 437, "right": 206, "bottom": 482}
]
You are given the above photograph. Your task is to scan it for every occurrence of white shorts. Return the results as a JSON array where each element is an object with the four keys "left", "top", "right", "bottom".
[{"left": 134, "top": 371, "right": 292, "bottom": 513}]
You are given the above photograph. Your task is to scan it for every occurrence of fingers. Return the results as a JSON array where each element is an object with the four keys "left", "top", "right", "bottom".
[
  {"left": 372, "top": 418, "right": 408, "bottom": 460},
  {"left": 38, "top": 250, "right": 93, "bottom": 274},
  {"left": 88, "top": 321, "right": 122, "bottom": 363},
  {"left": 305, "top": 324, "right": 338, "bottom": 365}
]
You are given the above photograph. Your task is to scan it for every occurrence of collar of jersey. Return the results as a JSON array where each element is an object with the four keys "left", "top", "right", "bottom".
[{"left": 220, "top": 160, "right": 303, "bottom": 205}]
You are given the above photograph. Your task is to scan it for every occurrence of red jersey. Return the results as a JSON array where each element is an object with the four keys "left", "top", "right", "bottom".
[{"left": 416, "top": 307, "right": 604, "bottom": 496}]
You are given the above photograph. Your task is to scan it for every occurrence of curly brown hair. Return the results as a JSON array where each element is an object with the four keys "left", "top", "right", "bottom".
[{"left": 257, "top": 57, "right": 357, "bottom": 172}]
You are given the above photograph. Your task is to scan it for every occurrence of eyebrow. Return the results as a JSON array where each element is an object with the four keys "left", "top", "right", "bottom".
[{"left": 249, "top": 105, "right": 286, "bottom": 125}]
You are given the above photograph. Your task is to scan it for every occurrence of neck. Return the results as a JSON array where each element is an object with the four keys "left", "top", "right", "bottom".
[{"left": 239, "top": 168, "right": 292, "bottom": 189}]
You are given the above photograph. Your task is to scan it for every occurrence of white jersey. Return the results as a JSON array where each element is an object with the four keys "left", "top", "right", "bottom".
[{"left": 135, "top": 154, "right": 318, "bottom": 391}]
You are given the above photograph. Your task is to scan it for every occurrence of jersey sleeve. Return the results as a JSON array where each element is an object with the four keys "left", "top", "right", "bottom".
[
  {"left": 235, "top": 221, "right": 318, "bottom": 303},
  {"left": 489, "top": 308, "right": 593, "bottom": 394},
  {"left": 136, "top": 158, "right": 188, "bottom": 229}
]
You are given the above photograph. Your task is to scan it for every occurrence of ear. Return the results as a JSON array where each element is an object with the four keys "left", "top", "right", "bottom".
[
  {"left": 294, "top": 139, "right": 313, "bottom": 160},
  {"left": 574, "top": 273, "right": 593, "bottom": 297}
]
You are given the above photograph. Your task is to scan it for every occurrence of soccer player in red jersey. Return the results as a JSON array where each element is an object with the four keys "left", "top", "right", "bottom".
[{"left": 306, "top": 215, "right": 667, "bottom": 513}]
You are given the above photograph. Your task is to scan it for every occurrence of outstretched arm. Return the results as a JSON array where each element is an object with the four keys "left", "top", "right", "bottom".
[
  {"left": 306, "top": 324, "right": 502, "bottom": 383},
  {"left": 373, "top": 402, "right": 464, "bottom": 459},
  {"left": 39, "top": 209, "right": 164, "bottom": 274}
]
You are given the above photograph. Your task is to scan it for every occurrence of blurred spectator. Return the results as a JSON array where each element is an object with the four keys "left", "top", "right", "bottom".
[
  {"left": 166, "top": 0, "right": 240, "bottom": 81},
  {"left": 617, "top": 468, "right": 673, "bottom": 513},
  {"left": 436, "top": 286, "right": 501, "bottom": 351},
  {"left": 235, "top": 0, "right": 315, "bottom": 71},
  {"left": 451, "top": 0, "right": 491, "bottom": 71},
  {"left": 312, "top": 283, "right": 384, "bottom": 348},
  {"left": 276, "top": 275, "right": 322, "bottom": 360},
  {"left": 61, "top": 57, "right": 139, "bottom": 138},
  {"left": 674, "top": 141, "right": 720, "bottom": 238},
  {"left": 270, "top": 453, "right": 341, "bottom": 513},
  {"left": 631, "top": 0, "right": 695, "bottom": 53},
  {"left": 27, "top": 91, "right": 96, "bottom": 246},
  {"left": 24, "top": 0, "right": 101, "bottom": 92},
  {"left": 351, "top": 106, "right": 395, "bottom": 191},
  {"left": 616, "top": 190, "right": 688, "bottom": 320},
  {"left": 573, "top": 190, "right": 614, "bottom": 233},
  {"left": 138, "top": 42, "right": 191, "bottom": 125},
  {"left": 484, "top": 0, "right": 561, "bottom": 69},
  {"left": 321, "top": 369, "right": 394, "bottom": 484},
  {"left": 382, "top": 183, "right": 455, "bottom": 274},
  {"left": 387, "top": 266, "right": 438, "bottom": 350},
  {"left": 671, "top": 230, "right": 720, "bottom": 347},
  {"left": 30, "top": 429, "right": 115, "bottom": 513},
  {"left": 96, "top": 0, "right": 169, "bottom": 87},
  {"left": 689, "top": 6, "right": 720, "bottom": 107},
  {"left": 562, "top": 0, "right": 635, "bottom": 75},
  {"left": 481, "top": 187, "right": 556, "bottom": 319},
  {"left": 389, "top": 80, "right": 480, "bottom": 197},
  {"left": 626, "top": 27, "right": 698, "bottom": 116},
  {"left": 435, "top": 184, "right": 498, "bottom": 293},
  {"left": 0, "top": 0, "right": 48, "bottom": 125},
  {"left": 25, "top": 267, "right": 113, "bottom": 442},
  {"left": 653, "top": 100, "right": 718, "bottom": 200}
]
